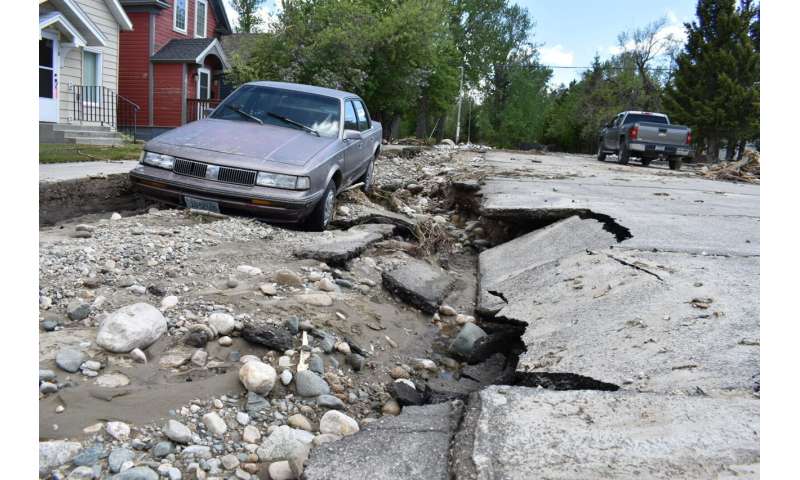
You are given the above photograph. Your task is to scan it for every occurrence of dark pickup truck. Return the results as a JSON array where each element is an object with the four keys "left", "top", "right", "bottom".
[{"left": 597, "top": 111, "right": 693, "bottom": 170}]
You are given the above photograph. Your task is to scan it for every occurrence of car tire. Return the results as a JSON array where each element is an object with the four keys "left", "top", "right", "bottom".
[
  {"left": 305, "top": 180, "right": 336, "bottom": 231},
  {"left": 641, "top": 157, "right": 652, "bottom": 167},
  {"left": 618, "top": 141, "right": 630, "bottom": 165},
  {"left": 668, "top": 157, "right": 683, "bottom": 171},
  {"left": 597, "top": 141, "right": 607, "bottom": 161},
  {"left": 359, "top": 155, "right": 375, "bottom": 193}
]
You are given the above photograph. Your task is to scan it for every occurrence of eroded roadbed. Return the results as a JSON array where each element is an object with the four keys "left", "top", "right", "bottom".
[{"left": 39, "top": 148, "right": 760, "bottom": 479}]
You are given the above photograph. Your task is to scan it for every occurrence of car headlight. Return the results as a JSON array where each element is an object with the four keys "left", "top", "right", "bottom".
[
  {"left": 256, "top": 172, "right": 310, "bottom": 190},
  {"left": 141, "top": 152, "right": 176, "bottom": 170}
]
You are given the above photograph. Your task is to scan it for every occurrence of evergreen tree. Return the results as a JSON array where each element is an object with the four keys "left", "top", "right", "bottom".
[{"left": 663, "top": 0, "right": 760, "bottom": 162}]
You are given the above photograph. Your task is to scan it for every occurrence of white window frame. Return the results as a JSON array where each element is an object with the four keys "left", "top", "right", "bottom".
[
  {"left": 197, "top": 67, "right": 211, "bottom": 100},
  {"left": 82, "top": 47, "right": 103, "bottom": 106},
  {"left": 194, "top": 0, "right": 208, "bottom": 38},
  {"left": 173, "top": 0, "right": 188, "bottom": 34}
]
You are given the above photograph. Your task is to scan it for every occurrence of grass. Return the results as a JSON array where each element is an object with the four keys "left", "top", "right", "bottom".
[{"left": 39, "top": 143, "right": 143, "bottom": 164}]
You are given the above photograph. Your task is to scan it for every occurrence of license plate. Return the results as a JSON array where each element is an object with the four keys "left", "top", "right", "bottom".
[
  {"left": 655, "top": 145, "right": 665, "bottom": 151},
  {"left": 185, "top": 196, "right": 220, "bottom": 213}
]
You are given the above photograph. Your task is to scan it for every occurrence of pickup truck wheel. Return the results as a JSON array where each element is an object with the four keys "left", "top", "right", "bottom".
[
  {"left": 305, "top": 181, "right": 336, "bottom": 231},
  {"left": 668, "top": 157, "right": 683, "bottom": 171},
  {"left": 618, "top": 142, "right": 630, "bottom": 165},
  {"left": 640, "top": 157, "right": 652, "bottom": 167},
  {"left": 597, "top": 142, "right": 607, "bottom": 161}
]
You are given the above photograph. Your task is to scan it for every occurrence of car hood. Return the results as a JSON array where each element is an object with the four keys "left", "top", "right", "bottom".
[{"left": 151, "top": 119, "right": 336, "bottom": 166}]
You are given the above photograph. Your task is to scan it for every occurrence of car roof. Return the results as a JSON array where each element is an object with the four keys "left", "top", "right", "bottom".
[{"left": 245, "top": 81, "right": 359, "bottom": 101}]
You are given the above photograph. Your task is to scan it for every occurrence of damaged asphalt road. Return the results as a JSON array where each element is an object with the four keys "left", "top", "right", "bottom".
[{"left": 38, "top": 147, "right": 759, "bottom": 479}]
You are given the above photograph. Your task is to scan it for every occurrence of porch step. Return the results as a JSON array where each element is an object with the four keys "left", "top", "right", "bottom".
[
  {"left": 63, "top": 136, "right": 125, "bottom": 146},
  {"left": 53, "top": 124, "right": 116, "bottom": 133},
  {"left": 62, "top": 130, "right": 121, "bottom": 139}
]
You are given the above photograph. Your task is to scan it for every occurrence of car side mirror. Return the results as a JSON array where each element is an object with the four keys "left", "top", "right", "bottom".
[{"left": 344, "top": 129, "right": 362, "bottom": 141}]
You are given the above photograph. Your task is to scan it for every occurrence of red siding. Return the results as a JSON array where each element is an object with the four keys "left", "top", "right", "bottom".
[
  {"left": 119, "top": 12, "right": 151, "bottom": 126},
  {"left": 153, "top": 64, "right": 184, "bottom": 127},
  {"left": 154, "top": 0, "right": 221, "bottom": 51},
  {"left": 120, "top": 1, "right": 224, "bottom": 127}
]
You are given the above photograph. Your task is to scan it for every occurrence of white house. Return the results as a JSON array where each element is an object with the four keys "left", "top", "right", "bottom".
[{"left": 39, "top": 0, "right": 134, "bottom": 144}]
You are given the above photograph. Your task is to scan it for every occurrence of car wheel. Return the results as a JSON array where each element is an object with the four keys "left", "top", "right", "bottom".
[
  {"left": 597, "top": 141, "right": 607, "bottom": 161},
  {"left": 305, "top": 181, "right": 336, "bottom": 231},
  {"left": 668, "top": 157, "right": 683, "bottom": 171},
  {"left": 641, "top": 157, "right": 652, "bottom": 167},
  {"left": 359, "top": 155, "right": 375, "bottom": 193},
  {"left": 618, "top": 141, "right": 630, "bottom": 165}
]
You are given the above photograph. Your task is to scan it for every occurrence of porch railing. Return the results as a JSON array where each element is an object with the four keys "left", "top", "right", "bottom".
[
  {"left": 71, "top": 85, "right": 140, "bottom": 142},
  {"left": 186, "top": 98, "right": 222, "bottom": 123}
]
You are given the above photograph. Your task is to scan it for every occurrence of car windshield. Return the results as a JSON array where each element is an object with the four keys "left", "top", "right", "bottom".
[
  {"left": 211, "top": 85, "right": 341, "bottom": 138},
  {"left": 625, "top": 114, "right": 669, "bottom": 125}
]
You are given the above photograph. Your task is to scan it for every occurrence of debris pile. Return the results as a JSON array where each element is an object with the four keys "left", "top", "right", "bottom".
[{"left": 701, "top": 151, "right": 760, "bottom": 184}]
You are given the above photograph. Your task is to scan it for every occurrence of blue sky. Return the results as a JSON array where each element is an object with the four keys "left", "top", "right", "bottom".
[
  {"left": 520, "top": 0, "right": 698, "bottom": 86},
  {"left": 224, "top": 0, "right": 699, "bottom": 87}
]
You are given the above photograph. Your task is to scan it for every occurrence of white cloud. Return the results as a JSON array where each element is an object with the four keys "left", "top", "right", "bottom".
[
  {"left": 224, "top": 1, "right": 282, "bottom": 32},
  {"left": 539, "top": 45, "right": 575, "bottom": 66},
  {"left": 666, "top": 9, "right": 679, "bottom": 24}
]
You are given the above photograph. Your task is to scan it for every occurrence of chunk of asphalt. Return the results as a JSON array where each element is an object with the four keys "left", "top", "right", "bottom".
[
  {"left": 304, "top": 402, "right": 463, "bottom": 480},
  {"left": 294, "top": 224, "right": 395, "bottom": 266},
  {"left": 241, "top": 324, "right": 294, "bottom": 352},
  {"left": 452, "top": 386, "right": 760, "bottom": 480},
  {"left": 381, "top": 257, "right": 454, "bottom": 314},
  {"left": 477, "top": 215, "right": 617, "bottom": 316}
]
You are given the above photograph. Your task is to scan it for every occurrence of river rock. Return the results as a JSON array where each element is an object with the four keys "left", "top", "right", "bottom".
[
  {"left": 96, "top": 303, "right": 167, "bottom": 353},
  {"left": 111, "top": 466, "right": 158, "bottom": 480},
  {"left": 297, "top": 293, "right": 333, "bottom": 307},
  {"left": 203, "top": 412, "right": 227, "bottom": 436},
  {"left": 295, "top": 370, "right": 330, "bottom": 397},
  {"left": 319, "top": 411, "right": 359, "bottom": 436},
  {"left": 208, "top": 312, "right": 235, "bottom": 335},
  {"left": 243, "top": 425, "right": 261, "bottom": 444},
  {"left": 39, "top": 440, "right": 82, "bottom": 476},
  {"left": 106, "top": 421, "right": 130, "bottom": 441},
  {"left": 67, "top": 466, "right": 95, "bottom": 479},
  {"left": 67, "top": 299, "right": 91, "bottom": 321},
  {"left": 152, "top": 441, "right": 173, "bottom": 458},
  {"left": 239, "top": 361, "right": 277, "bottom": 395},
  {"left": 274, "top": 270, "right": 303, "bottom": 287},
  {"left": 160, "top": 295, "right": 178, "bottom": 310},
  {"left": 108, "top": 447, "right": 135, "bottom": 473},
  {"left": 96, "top": 373, "right": 130, "bottom": 388},
  {"left": 281, "top": 369, "right": 293, "bottom": 385},
  {"left": 317, "top": 394, "right": 345, "bottom": 410},
  {"left": 55, "top": 348, "right": 85, "bottom": 373},
  {"left": 288, "top": 414, "right": 313, "bottom": 432},
  {"left": 256, "top": 425, "right": 312, "bottom": 463},
  {"left": 260, "top": 283, "right": 277, "bottom": 295},
  {"left": 268, "top": 461, "right": 295, "bottom": 480},
  {"left": 241, "top": 324, "right": 293, "bottom": 351},
  {"left": 164, "top": 419, "right": 192, "bottom": 444},
  {"left": 245, "top": 392, "right": 268, "bottom": 414},
  {"left": 191, "top": 349, "right": 208, "bottom": 367},
  {"left": 449, "top": 323, "right": 488, "bottom": 359}
]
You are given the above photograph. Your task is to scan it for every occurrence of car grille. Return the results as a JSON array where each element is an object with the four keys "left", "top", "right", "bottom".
[{"left": 173, "top": 158, "right": 257, "bottom": 186}]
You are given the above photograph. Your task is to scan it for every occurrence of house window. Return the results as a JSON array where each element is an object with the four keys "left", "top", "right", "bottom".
[
  {"left": 195, "top": 0, "right": 207, "bottom": 38},
  {"left": 173, "top": 0, "right": 187, "bottom": 33}
]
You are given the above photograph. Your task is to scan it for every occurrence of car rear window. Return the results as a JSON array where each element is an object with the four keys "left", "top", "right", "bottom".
[
  {"left": 624, "top": 114, "right": 669, "bottom": 125},
  {"left": 211, "top": 85, "right": 341, "bottom": 138}
]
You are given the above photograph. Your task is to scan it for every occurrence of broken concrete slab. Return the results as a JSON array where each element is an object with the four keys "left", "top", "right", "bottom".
[
  {"left": 500, "top": 248, "right": 759, "bottom": 395},
  {"left": 477, "top": 215, "right": 617, "bottom": 316},
  {"left": 294, "top": 224, "right": 395, "bottom": 266},
  {"left": 382, "top": 257, "right": 454, "bottom": 313},
  {"left": 331, "top": 205, "right": 419, "bottom": 233},
  {"left": 304, "top": 402, "right": 463, "bottom": 480},
  {"left": 453, "top": 386, "right": 759, "bottom": 480}
]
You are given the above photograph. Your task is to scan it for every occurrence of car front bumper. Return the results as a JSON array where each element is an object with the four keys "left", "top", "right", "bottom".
[
  {"left": 129, "top": 165, "right": 323, "bottom": 223},
  {"left": 629, "top": 142, "right": 693, "bottom": 157}
]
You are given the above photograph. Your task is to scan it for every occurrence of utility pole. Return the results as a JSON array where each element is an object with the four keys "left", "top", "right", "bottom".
[{"left": 455, "top": 65, "right": 464, "bottom": 144}]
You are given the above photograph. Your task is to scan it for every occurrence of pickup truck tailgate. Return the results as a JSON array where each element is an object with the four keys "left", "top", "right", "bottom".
[{"left": 635, "top": 121, "right": 689, "bottom": 145}]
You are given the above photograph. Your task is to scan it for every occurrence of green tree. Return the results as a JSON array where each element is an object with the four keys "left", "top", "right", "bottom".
[
  {"left": 229, "top": 0, "right": 266, "bottom": 33},
  {"left": 663, "top": 0, "right": 760, "bottom": 162}
]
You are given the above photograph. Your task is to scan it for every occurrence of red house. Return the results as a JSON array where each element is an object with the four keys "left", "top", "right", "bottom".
[{"left": 118, "top": 0, "right": 232, "bottom": 138}]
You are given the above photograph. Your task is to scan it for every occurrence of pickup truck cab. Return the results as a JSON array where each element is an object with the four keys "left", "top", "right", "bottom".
[{"left": 598, "top": 111, "right": 693, "bottom": 170}]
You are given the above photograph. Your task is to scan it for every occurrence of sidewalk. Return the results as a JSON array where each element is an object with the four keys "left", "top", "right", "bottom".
[{"left": 39, "top": 160, "right": 139, "bottom": 183}]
